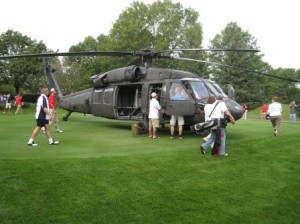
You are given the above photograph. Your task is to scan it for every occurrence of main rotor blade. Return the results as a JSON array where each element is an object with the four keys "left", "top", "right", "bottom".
[
  {"left": 0, "top": 49, "right": 259, "bottom": 60},
  {"left": 175, "top": 57, "right": 300, "bottom": 83},
  {"left": 0, "top": 51, "right": 134, "bottom": 59},
  {"left": 166, "top": 48, "right": 260, "bottom": 53}
]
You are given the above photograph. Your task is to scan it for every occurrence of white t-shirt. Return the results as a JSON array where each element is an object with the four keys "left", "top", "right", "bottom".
[
  {"left": 268, "top": 102, "right": 282, "bottom": 116},
  {"left": 148, "top": 98, "right": 161, "bottom": 119},
  {"left": 204, "top": 104, "right": 214, "bottom": 121},
  {"left": 209, "top": 100, "right": 228, "bottom": 119}
]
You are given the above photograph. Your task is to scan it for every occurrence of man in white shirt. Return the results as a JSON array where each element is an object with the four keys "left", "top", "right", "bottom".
[
  {"left": 27, "top": 87, "right": 59, "bottom": 146},
  {"left": 148, "top": 92, "right": 163, "bottom": 139},
  {"left": 200, "top": 96, "right": 235, "bottom": 156}
]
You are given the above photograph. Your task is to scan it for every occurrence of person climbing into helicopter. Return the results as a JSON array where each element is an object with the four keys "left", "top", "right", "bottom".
[
  {"left": 148, "top": 92, "right": 164, "bottom": 139},
  {"left": 170, "top": 86, "right": 187, "bottom": 140}
]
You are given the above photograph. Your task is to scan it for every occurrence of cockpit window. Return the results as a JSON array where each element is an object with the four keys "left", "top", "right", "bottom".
[
  {"left": 170, "top": 83, "right": 189, "bottom": 100},
  {"left": 187, "top": 81, "right": 210, "bottom": 100},
  {"left": 205, "top": 82, "right": 227, "bottom": 97}
]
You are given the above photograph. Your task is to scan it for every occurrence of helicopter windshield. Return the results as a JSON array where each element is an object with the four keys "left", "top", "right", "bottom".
[
  {"left": 205, "top": 82, "right": 227, "bottom": 97},
  {"left": 185, "top": 81, "right": 210, "bottom": 100},
  {"left": 182, "top": 80, "right": 227, "bottom": 100}
]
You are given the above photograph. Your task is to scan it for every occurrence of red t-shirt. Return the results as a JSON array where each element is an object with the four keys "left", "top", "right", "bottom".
[
  {"left": 261, "top": 104, "right": 268, "bottom": 112},
  {"left": 48, "top": 94, "right": 56, "bottom": 109},
  {"left": 15, "top": 96, "right": 22, "bottom": 105}
]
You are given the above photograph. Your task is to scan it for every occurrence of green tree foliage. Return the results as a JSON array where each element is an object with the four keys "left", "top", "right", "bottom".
[
  {"left": 268, "top": 68, "right": 300, "bottom": 103},
  {"left": 209, "top": 22, "right": 267, "bottom": 104},
  {"left": 208, "top": 22, "right": 300, "bottom": 106},
  {"left": 110, "top": 0, "right": 203, "bottom": 70},
  {"left": 62, "top": 0, "right": 204, "bottom": 92},
  {"left": 0, "top": 30, "right": 47, "bottom": 94}
]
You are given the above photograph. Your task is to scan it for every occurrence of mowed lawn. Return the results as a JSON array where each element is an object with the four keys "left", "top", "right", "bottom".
[{"left": 0, "top": 108, "right": 299, "bottom": 224}]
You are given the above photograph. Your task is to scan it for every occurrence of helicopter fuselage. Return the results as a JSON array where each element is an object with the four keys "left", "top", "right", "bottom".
[{"left": 57, "top": 66, "right": 244, "bottom": 125}]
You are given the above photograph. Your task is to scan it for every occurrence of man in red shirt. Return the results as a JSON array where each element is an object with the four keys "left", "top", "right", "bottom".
[
  {"left": 261, "top": 103, "right": 269, "bottom": 120},
  {"left": 14, "top": 94, "right": 23, "bottom": 114},
  {"left": 48, "top": 88, "right": 63, "bottom": 133}
]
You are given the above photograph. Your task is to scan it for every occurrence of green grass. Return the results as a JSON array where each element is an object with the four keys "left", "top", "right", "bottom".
[{"left": 0, "top": 108, "right": 299, "bottom": 224}]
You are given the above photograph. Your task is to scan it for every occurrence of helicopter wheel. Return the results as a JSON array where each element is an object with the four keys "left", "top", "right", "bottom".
[{"left": 63, "top": 111, "right": 73, "bottom": 121}]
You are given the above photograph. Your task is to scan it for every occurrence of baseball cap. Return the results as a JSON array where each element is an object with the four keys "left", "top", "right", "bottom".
[
  {"left": 151, "top": 92, "right": 157, "bottom": 97},
  {"left": 50, "top": 88, "right": 55, "bottom": 92}
]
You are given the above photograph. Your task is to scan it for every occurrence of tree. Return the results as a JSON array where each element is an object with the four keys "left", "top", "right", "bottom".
[
  {"left": 269, "top": 68, "right": 300, "bottom": 103},
  {"left": 209, "top": 22, "right": 266, "bottom": 104},
  {"left": 0, "top": 30, "right": 47, "bottom": 94},
  {"left": 62, "top": 0, "right": 205, "bottom": 92}
]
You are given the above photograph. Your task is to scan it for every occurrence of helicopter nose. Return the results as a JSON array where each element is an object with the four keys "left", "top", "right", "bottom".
[{"left": 223, "top": 98, "right": 244, "bottom": 120}]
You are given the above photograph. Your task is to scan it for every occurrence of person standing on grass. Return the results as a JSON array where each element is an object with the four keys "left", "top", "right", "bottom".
[
  {"left": 170, "top": 86, "right": 186, "bottom": 140},
  {"left": 289, "top": 100, "right": 298, "bottom": 123},
  {"left": 48, "top": 88, "right": 63, "bottom": 133},
  {"left": 267, "top": 96, "right": 282, "bottom": 136},
  {"left": 261, "top": 102, "right": 269, "bottom": 120},
  {"left": 27, "top": 87, "right": 59, "bottom": 146},
  {"left": 242, "top": 103, "right": 248, "bottom": 119},
  {"left": 148, "top": 92, "right": 163, "bottom": 139},
  {"left": 14, "top": 94, "right": 23, "bottom": 114},
  {"left": 3, "top": 93, "right": 11, "bottom": 114}
]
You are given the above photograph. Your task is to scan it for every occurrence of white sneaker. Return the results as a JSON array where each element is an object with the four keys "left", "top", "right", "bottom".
[
  {"left": 56, "top": 130, "right": 63, "bottom": 133},
  {"left": 49, "top": 139, "right": 59, "bottom": 145},
  {"left": 28, "top": 141, "right": 38, "bottom": 146}
]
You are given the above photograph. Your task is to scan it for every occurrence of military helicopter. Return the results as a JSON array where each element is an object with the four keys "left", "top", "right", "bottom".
[{"left": 1, "top": 49, "right": 296, "bottom": 132}]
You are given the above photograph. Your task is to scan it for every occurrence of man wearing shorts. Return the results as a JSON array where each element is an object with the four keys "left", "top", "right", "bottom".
[
  {"left": 148, "top": 92, "right": 163, "bottom": 139},
  {"left": 170, "top": 87, "right": 186, "bottom": 139},
  {"left": 27, "top": 87, "right": 59, "bottom": 146}
]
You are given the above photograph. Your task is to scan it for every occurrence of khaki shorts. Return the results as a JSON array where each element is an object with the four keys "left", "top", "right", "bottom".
[
  {"left": 149, "top": 119, "right": 159, "bottom": 128},
  {"left": 6, "top": 103, "right": 11, "bottom": 109},
  {"left": 170, "top": 115, "right": 184, "bottom": 126}
]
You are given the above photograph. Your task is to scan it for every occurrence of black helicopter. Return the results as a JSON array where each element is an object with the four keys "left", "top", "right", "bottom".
[{"left": 1, "top": 49, "right": 291, "bottom": 131}]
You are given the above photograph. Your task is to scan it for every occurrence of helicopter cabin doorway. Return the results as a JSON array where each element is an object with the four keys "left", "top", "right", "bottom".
[{"left": 116, "top": 85, "right": 142, "bottom": 119}]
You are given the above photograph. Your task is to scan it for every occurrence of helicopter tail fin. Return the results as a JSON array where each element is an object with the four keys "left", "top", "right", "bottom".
[{"left": 44, "top": 63, "right": 63, "bottom": 103}]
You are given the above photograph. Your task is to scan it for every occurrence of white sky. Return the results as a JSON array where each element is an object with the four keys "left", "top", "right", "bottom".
[{"left": 1, "top": 0, "right": 299, "bottom": 69}]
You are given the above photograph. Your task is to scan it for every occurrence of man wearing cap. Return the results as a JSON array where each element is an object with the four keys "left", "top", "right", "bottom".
[
  {"left": 48, "top": 88, "right": 63, "bottom": 133},
  {"left": 148, "top": 92, "right": 163, "bottom": 139}
]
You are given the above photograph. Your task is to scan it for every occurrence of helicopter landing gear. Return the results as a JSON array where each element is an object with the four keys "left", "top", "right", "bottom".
[{"left": 63, "top": 111, "right": 72, "bottom": 121}]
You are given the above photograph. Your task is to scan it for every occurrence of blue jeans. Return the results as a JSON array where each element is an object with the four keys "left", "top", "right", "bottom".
[
  {"left": 290, "top": 113, "right": 296, "bottom": 123},
  {"left": 201, "top": 128, "right": 227, "bottom": 155}
]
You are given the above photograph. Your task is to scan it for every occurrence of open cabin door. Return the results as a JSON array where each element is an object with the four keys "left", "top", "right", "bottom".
[
  {"left": 166, "top": 82, "right": 195, "bottom": 116},
  {"left": 115, "top": 85, "right": 142, "bottom": 119}
]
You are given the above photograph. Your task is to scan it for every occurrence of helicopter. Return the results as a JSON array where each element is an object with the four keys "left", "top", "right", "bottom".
[{"left": 1, "top": 49, "right": 296, "bottom": 133}]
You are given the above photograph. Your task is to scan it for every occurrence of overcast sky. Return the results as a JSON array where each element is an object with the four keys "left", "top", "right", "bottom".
[{"left": 1, "top": 0, "right": 299, "bottom": 69}]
